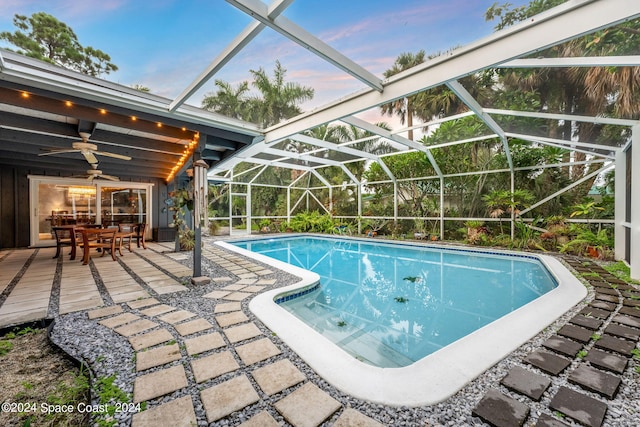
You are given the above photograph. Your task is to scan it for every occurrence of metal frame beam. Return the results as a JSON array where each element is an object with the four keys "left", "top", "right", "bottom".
[
  {"left": 226, "top": 0, "right": 382, "bottom": 91},
  {"left": 169, "top": 0, "right": 294, "bottom": 111},
  {"left": 262, "top": 0, "right": 640, "bottom": 142}
]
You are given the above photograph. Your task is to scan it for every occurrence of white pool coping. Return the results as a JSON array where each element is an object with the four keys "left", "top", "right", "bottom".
[{"left": 217, "top": 237, "right": 588, "bottom": 407}]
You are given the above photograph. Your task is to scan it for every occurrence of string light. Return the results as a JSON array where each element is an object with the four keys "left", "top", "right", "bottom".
[
  {"left": 166, "top": 134, "right": 200, "bottom": 182},
  {"left": 13, "top": 88, "right": 199, "bottom": 184}
]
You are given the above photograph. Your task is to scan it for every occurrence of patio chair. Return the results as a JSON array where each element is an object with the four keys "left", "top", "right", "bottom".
[
  {"left": 79, "top": 228, "right": 117, "bottom": 265},
  {"left": 129, "top": 223, "right": 147, "bottom": 249},
  {"left": 116, "top": 223, "right": 136, "bottom": 256},
  {"left": 52, "top": 226, "right": 78, "bottom": 260}
]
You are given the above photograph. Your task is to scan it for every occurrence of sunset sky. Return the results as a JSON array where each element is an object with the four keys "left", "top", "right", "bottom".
[{"left": 1, "top": 0, "right": 528, "bottom": 124}]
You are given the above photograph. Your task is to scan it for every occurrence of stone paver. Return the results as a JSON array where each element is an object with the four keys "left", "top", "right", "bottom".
[
  {"left": 542, "top": 336, "right": 583, "bottom": 358},
  {"left": 333, "top": 408, "right": 385, "bottom": 427},
  {"left": 549, "top": 386, "right": 607, "bottom": 427},
  {"left": 535, "top": 413, "right": 571, "bottom": 427},
  {"left": 275, "top": 382, "right": 342, "bottom": 427},
  {"left": 203, "top": 290, "right": 231, "bottom": 299},
  {"left": 252, "top": 359, "right": 306, "bottom": 395},
  {"left": 174, "top": 318, "right": 214, "bottom": 336},
  {"left": 594, "top": 334, "right": 636, "bottom": 356},
  {"left": 224, "top": 291, "right": 253, "bottom": 301},
  {"left": 604, "top": 323, "right": 640, "bottom": 341},
  {"left": 191, "top": 350, "right": 240, "bottom": 383},
  {"left": 472, "top": 389, "right": 530, "bottom": 427},
  {"left": 584, "top": 348, "right": 628, "bottom": 374},
  {"left": 184, "top": 332, "right": 226, "bottom": 356},
  {"left": 595, "top": 293, "right": 619, "bottom": 303},
  {"left": 87, "top": 305, "right": 123, "bottom": 319},
  {"left": 127, "top": 298, "right": 160, "bottom": 309},
  {"left": 569, "top": 314, "right": 603, "bottom": 330},
  {"left": 215, "top": 311, "right": 249, "bottom": 327},
  {"left": 157, "top": 310, "right": 197, "bottom": 324},
  {"left": 557, "top": 324, "right": 593, "bottom": 343},
  {"left": 235, "top": 337, "right": 281, "bottom": 365},
  {"left": 612, "top": 314, "right": 640, "bottom": 328},
  {"left": 140, "top": 304, "right": 176, "bottom": 317},
  {"left": 223, "top": 283, "right": 250, "bottom": 290},
  {"left": 500, "top": 366, "right": 550, "bottom": 401},
  {"left": 569, "top": 365, "right": 621, "bottom": 399},
  {"left": 133, "top": 365, "right": 188, "bottom": 403},
  {"left": 589, "top": 301, "right": 616, "bottom": 311},
  {"left": 136, "top": 343, "right": 182, "bottom": 371},
  {"left": 619, "top": 306, "right": 640, "bottom": 318},
  {"left": 129, "top": 328, "right": 175, "bottom": 351},
  {"left": 579, "top": 307, "right": 612, "bottom": 320},
  {"left": 224, "top": 322, "right": 263, "bottom": 343},
  {"left": 114, "top": 319, "right": 159, "bottom": 337},
  {"left": 214, "top": 302, "right": 242, "bottom": 313},
  {"left": 200, "top": 375, "right": 260, "bottom": 423},
  {"left": 238, "top": 410, "right": 280, "bottom": 427},
  {"left": 98, "top": 313, "right": 140, "bottom": 328},
  {"left": 525, "top": 350, "right": 572, "bottom": 375},
  {"left": 131, "top": 395, "right": 197, "bottom": 427}
]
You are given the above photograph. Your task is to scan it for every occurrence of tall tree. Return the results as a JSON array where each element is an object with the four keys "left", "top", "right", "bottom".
[
  {"left": 247, "top": 60, "right": 314, "bottom": 127},
  {"left": 380, "top": 50, "right": 425, "bottom": 140},
  {"left": 202, "top": 61, "right": 314, "bottom": 128},
  {"left": 485, "top": 1, "right": 640, "bottom": 186},
  {"left": 202, "top": 80, "right": 251, "bottom": 120},
  {"left": 0, "top": 12, "right": 117, "bottom": 76}
]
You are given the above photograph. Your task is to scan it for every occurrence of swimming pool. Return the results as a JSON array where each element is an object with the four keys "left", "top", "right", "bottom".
[
  {"left": 234, "top": 236, "right": 557, "bottom": 368},
  {"left": 219, "top": 235, "right": 586, "bottom": 406}
]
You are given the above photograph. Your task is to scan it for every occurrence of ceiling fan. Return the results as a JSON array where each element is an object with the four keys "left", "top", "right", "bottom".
[
  {"left": 73, "top": 164, "right": 120, "bottom": 181},
  {"left": 39, "top": 132, "right": 131, "bottom": 165}
]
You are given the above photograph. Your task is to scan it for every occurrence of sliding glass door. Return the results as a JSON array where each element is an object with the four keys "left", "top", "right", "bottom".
[{"left": 28, "top": 176, "right": 153, "bottom": 247}]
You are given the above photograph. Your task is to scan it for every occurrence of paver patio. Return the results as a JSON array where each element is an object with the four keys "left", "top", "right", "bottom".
[{"left": 2, "top": 244, "right": 639, "bottom": 427}]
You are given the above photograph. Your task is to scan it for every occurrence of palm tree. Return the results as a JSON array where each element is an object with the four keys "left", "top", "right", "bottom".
[
  {"left": 486, "top": 3, "right": 640, "bottom": 188},
  {"left": 202, "top": 80, "right": 250, "bottom": 120},
  {"left": 247, "top": 60, "right": 314, "bottom": 127},
  {"left": 380, "top": 51, "right": 426, "bottom": 140}
]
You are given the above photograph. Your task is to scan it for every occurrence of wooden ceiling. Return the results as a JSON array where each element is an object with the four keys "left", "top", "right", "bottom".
[{"left": 0, "top": 51, "right": 260, "bottom": 182}]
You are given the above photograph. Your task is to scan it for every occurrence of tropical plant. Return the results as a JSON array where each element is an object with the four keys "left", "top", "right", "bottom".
[
  {"left": 380, "top": 50, "right": 426, "bottom": 140},
  {"left": 203, "top": 61, "right": 314, "bottom": 127},
  {"left": 0, "top": 12, "right": 117, "bottom": 76},
  {"left": 168, "top": 187, "right": 195, "bottom": 251}
]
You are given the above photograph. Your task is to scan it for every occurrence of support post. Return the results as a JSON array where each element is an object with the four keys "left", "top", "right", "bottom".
[
  {"left": 614, "top": 147, "right": 627, "bottom": 262},
  {"left": 631, "top": 125, "right": 639, "bottom": 280},
  {"left": 192, "top": 159, "right": 209, "bottom": 283}
]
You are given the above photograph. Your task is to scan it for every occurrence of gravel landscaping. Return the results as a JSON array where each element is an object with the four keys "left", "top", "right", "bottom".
[{"left": 7, "top": 238, "right": 639, "bottom": 426}]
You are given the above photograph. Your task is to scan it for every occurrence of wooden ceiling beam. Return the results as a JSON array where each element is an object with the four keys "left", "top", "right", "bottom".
[{"left": 0, "top": 86, "right": 197, "bottom": 141}]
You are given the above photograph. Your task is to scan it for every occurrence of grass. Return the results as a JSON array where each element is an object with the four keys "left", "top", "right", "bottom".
[{"left": 604, "top": 261, "right": 639, "bottom": 284}]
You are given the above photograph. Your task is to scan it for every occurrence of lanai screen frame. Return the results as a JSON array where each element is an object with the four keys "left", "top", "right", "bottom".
[{"left": 191, "top": 0, "right": 640, "bottom": 278}]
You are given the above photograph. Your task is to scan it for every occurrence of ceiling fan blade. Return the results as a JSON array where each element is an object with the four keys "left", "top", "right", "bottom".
[
  {"left": 39, "top": 149, "right": 80, "bottom": 157},
  {"left": 95, "top": 151, "right": 132, "bottom": 161},
  {"left": 82, "top": 151, "right": 99, "bottom": 165},
  {"left": 101, "top": 174, "right": 120, "bottom": 181}
]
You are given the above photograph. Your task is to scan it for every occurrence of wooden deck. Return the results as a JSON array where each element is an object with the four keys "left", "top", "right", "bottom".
[{"left": 0, "top": 243, "right": 191, "bottom": 329}]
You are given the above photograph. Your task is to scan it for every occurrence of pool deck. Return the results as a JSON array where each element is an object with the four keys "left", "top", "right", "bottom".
[{"left": 1, "top": 237, "right": 639, "bottom": 426}]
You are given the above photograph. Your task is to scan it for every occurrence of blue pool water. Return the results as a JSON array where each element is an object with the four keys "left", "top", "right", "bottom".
[{"left": 233, "top": 236, "right": 557, "bottom": 368}]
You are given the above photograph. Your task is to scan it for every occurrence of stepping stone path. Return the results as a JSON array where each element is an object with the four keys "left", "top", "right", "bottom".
[
  {"left": 473, "top": 258, "right": 640, "bottom": 427},
  {"left": 81, "top": 244, "right": 384, "bottom": 427}
]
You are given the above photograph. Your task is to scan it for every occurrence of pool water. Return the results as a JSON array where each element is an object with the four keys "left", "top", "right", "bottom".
[{"left": 234, "top": 236, "right": 557, "bottom": 368}]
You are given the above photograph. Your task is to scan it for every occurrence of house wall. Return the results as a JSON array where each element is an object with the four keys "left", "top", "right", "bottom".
[{"left": 0, "top": 162, "right": 171, "bottom": 249}]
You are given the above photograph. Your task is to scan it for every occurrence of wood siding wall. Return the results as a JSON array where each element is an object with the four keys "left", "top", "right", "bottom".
[{"left": 0, "top": 162, "right": 170, "bottom": 249}]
